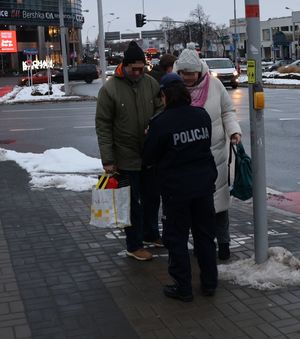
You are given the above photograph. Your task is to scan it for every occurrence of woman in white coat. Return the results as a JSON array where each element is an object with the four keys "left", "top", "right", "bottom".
[{"left": 174, "top": 43, "right": 242, "bottom": 260}]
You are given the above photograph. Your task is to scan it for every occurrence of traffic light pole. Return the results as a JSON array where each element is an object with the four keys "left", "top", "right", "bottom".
[
  {"left": 135, "top": 16, "right": 192, "bottom": 42},
  {"left": 245, "top": 0, "right": 268, "bottom": 264}
]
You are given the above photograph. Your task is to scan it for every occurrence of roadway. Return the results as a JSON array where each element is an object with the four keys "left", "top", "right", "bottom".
[{"left": 0, "top": 87, "right": 299, "bottom": 193}]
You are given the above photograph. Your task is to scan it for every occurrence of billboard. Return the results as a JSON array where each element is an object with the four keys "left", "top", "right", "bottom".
[
  {"left": 0, "top": 30, "right": 17, "bottom": 53},
  {"left": 141, "top": 30, "right": 164, "bottom": 39}
]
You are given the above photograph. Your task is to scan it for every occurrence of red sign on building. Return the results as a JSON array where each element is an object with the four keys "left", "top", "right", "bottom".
[{"left": 0, "top": 30, "right": 17, "bottom": 53}]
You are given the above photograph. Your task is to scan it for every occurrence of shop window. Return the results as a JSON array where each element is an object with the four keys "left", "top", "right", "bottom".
[{"left": 262, "top": 29, "right": 270, "bottom": 41}]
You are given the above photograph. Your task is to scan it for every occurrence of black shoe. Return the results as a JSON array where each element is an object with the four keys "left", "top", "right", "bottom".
[
  {"left": 201, "top": 288, "right": 216, "bottom": 297},
  {"left": 218, "top": 243, "right": 230, "bottom": 260},
  {"left": 163, "top": 285, "right": 193, "bottom": 302}
]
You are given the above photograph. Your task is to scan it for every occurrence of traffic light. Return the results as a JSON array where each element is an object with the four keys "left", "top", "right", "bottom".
[{"left": 135, "top": 13, "right": 146, "bottom": 27}]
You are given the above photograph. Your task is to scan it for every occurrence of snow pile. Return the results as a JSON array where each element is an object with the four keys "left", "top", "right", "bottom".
[
  {"left": 5, "top": 84, "right": 80, "bottom": 103},
  {"left": 219, "top": 246, "right": 300, "bottom": 290},
  {"left": 0, "top": 147, "right": 103, "bottom": 191}
]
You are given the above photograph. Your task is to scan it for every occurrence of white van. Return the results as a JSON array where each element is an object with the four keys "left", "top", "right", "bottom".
[{"left": 203, "top": 58, "right": 239, "bottom": 89}]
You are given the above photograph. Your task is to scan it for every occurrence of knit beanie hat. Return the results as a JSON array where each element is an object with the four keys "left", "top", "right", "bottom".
[
  {"left": 160, "top": 73, "right": 183, "bottom": 89},
  {"left": 173, "top": 42, "right": 205, "bottom": 73},
  {"left": 123, "top": 41, "right": 146, "bottom": 66}
]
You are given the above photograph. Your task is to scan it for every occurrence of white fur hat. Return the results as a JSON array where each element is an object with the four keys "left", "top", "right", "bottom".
[{"left": 173, "top": 42, "right": 205, "bottom": 73}]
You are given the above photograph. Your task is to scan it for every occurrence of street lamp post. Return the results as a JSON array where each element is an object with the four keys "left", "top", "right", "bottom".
[
  {"left": 58, "top": 0, "right": 70, "bottom": 95},
  {"left": 71, "top": 9, "right": 89, "bottom": 66},
  {"left": 97, "top": 0, "right": 107, "bottom": 84},
  {"left": 87, "top": 25, "right": 96, "bottom": 46},
  {"left": 233, "top": 0, "right": 238, "bottom": 68},
  {"left": 106, "top": 17, "right": 120, "bottom": 32}
]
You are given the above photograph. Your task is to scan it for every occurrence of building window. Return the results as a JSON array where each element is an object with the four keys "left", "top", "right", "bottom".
[
  {"left": 262, "top": 29, "right": 270, "bottom": 41},
  {"left": 281, "top": 26, "right": 289, "bottom": 32}
]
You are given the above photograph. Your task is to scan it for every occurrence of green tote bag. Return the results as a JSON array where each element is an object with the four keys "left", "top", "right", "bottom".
[{"left": 228, "top": 143, "right": 253, "bottom": 201}]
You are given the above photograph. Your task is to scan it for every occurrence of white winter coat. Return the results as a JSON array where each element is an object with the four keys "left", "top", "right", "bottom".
[{"left": 203, "top": 76, "right": 241, "bottom": 212}]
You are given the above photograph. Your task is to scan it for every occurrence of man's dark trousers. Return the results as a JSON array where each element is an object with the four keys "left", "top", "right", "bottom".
[
  {"left": 120, "top": 169, "right": 161, "bottom": 251},
  {"left": 119, "top": 170, "right": 144, "bottom": 252},
  {"left": 162, "top": 194, "right": 218, "bottom": 294}
]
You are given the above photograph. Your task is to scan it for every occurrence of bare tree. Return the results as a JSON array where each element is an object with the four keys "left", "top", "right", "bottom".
[
  {"left": 160, "top": 16, "right": 176, "bottom": 52},
  {"left": 214, "top": 24, "right": 230, "bottom": 57},
  {"left": 189, "top": 4, "right": 211, "bottom": 56}
]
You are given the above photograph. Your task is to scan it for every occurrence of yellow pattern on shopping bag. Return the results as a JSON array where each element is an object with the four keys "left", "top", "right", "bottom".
[{"left": 91, "top": 207, "right": 110, "bottom": 220}]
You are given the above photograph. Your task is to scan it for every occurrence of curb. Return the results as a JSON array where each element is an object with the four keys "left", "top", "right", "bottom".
[
  {"left": 0, "top": 95, "right": 97, "bottom": 105},
  {"left": 238, "top": 82, "right": 300, "bottom": 89}
]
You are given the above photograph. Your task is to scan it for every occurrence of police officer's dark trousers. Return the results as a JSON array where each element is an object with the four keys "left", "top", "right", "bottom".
[
  {"left": 141, "top": 167, "right": 161, "bottom": 242},
  {"left": 162, "top": 194, "right": 217, "bottom": 295}
]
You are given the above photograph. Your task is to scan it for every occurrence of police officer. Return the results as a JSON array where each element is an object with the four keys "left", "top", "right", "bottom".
[{"left": 143, "top": 73, "right": 218, "bottom": 302}]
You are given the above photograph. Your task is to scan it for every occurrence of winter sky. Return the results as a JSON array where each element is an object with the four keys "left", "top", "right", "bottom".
[{"left": 81, "top": 0, "right": 300, "bottom": 41}]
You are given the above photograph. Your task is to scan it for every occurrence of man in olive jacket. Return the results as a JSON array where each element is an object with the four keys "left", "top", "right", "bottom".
[{"left": 96, "top": 41, "right": 163, "bottom": 261}]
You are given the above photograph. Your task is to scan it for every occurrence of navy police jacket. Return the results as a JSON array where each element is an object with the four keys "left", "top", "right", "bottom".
[{"left": 143, "top": 103, "right": 218, "bottom": 201}]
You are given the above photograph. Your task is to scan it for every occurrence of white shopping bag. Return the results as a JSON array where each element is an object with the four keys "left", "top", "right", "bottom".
[{"left": 90, "top": 179, "right": 131, "bottom": 228}]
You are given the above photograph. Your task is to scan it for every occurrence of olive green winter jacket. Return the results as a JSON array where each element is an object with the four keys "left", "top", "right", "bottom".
[{"left": 96, "top": 64, "right": 163, "bottom": 170}]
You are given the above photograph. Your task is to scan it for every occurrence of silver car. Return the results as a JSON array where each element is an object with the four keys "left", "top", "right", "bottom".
[{"left": 105, "top": 65, "right": 117, "bottom": 77}]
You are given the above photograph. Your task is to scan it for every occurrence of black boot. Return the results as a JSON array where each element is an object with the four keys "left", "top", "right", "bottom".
[
  {"left": 163, "top": 285, "right": 193, "bottom": 302},
  {"left": 201, "top": 287, "right": 216, "bottom": 297},
  {"left": 218, "top": 243, "right": 230, "bottom": 260}
]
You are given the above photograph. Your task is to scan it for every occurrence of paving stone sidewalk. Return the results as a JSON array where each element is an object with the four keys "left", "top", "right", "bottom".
[{"left": 1, "top": 160, "right": 300, "bottom": 339}]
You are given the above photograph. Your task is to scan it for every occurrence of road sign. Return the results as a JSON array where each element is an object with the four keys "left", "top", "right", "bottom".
[
  {"left": 247, "top": 59, "right": 256, "bottom": 84},
  {"left": 105, "top": 31, "right": 120, "bottom": 41},
  {"left": 23, "top": 48, "right": 38, "bottom": 55},
  {"left": 121, "top": 33, "right": 140, "bottom": 40}
]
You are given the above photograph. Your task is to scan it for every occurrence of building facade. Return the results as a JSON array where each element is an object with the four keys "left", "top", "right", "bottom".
[
  {"left": 0, "top": 0, "right": 84, "bottom": 73},
  {"left": 228, "top": 13, "right": 300, "bottom": 61}
]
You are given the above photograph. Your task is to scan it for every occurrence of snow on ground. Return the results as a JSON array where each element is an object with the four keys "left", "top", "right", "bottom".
[
  {"left": 239, "top": 73, "right": 300, "bottom": 85},
  {"left": 1, "top": 147, "right": 300, "bottom": 290},
  {"left": 219, "top": 247, "right": 300, "bottom": 290},
  {"left": 262, "top": 78, "right": 300, "bottom": 85},
  {"left": 0, "top": 147, "right": 102, "bottom": 191},
  {"left": 3, "top": 84, "right": 80, "bottom": 103}
]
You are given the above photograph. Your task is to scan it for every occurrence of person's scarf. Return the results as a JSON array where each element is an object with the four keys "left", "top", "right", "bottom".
[{"left": 189, "top": 72, "right": 210, "bottom": 108}]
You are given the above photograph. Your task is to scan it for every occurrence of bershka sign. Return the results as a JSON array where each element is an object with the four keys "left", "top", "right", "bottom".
[
  {"left": 0, "top": 8, "right": 84, "bottom": 25},
  {"left": 0, "top": 30, "right": 17, "bottom": 53},
  {"left": 0, "top": 9, "right": 9, "bottom": 18}
]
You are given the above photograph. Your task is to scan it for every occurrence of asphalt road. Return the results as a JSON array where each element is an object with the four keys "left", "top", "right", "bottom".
[
  {"left": 230, "top": 87, "right": 300, "bottom": 192},
  {"left": 0, "top": 86, "right": 299, "bottom": 192}
]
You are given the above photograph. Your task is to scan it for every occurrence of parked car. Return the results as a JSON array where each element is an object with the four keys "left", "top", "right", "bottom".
[
  {"left": 52, "top": 64, "right": 99, "bottom": 83},
  {"left": 150, "top": 58, "right": 160, "bottom": 67},
  {"left": 18, "top": 70, "right": 59, "bottom": 86},
  {"left": 105, "top": 65, "right": 117, "bottom": 77},
  {"left": 285, "top": 59, "right": 300, "bottom": 68},
  {"left": 203, "top": 58, "right": 239, "bottom": 89},
  {"left": 266, "top": 59, "right": 293, "bottom": 72}
]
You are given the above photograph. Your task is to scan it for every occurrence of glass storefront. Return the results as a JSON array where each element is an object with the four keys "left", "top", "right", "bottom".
[{"left": 0, "top": 0, "right": 83, "bottom": 73}]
